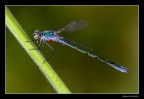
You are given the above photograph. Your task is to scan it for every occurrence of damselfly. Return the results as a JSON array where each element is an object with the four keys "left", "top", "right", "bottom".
[{"left": 33, "top": 20, "right": 128, "bottom": 73}]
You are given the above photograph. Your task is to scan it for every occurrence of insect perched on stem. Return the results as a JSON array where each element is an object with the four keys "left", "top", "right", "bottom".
[{"left": 32, "top": 19, "right": 129, "bottom": 73}]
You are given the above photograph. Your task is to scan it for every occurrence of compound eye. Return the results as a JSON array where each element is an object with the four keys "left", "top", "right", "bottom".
[
  {"left": 33, "top": 30, "right": 40, "bottom": 36},
  {"left": 33, "top": 30, "right": 40, "bottom": 40},
  {"left": 34, "top": 30, "right": 40, "bottom": 33}
]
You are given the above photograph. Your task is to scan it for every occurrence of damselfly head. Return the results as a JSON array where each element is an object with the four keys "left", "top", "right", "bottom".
[{"left": 34, "top": 30, "right": 41, "bottom": 40}]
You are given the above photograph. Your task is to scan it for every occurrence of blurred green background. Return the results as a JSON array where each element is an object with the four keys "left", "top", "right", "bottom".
[{"left": 6, "top": 6, "right": 138, "bottom": 93}]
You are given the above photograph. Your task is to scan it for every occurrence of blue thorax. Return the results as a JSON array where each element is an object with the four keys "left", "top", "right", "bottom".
[{"left": 43, "top": 30, "right": 54, "bottom": 37}]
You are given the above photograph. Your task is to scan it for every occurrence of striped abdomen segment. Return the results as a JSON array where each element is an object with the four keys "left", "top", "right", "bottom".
[{"left": 60, "top": 39, "right": 128, "bottom": 73}]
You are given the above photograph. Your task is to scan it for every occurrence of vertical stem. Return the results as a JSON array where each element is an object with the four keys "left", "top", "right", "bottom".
[{"left": 6, "top": 6, "right": 71, "bottom": 94}]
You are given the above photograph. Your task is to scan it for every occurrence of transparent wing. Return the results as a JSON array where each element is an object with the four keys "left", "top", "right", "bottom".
[
  {"left": 61, "top": 38, "right": 128, "bottom": 73},
  {"left": 62, "top": 37, "right": 93, "bottom": 51},
  {"left": 57, "top": 20, "right": 88, "bottom": 33}
]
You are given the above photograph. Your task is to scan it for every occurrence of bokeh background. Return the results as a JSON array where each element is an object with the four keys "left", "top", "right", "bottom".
[{"left": 6, "top": 6, "right": 138, "bottom": 93}]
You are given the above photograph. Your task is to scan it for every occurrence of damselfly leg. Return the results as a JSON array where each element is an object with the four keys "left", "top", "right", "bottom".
[{"left": 26, "top": 39, "right": 54, "bottom": 63}]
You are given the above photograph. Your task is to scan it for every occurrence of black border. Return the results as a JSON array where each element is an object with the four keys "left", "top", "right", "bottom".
[
  {"left": 3, "top": 0, "right": 143, "bottom": 98},
  {"left": 4, "top": 0, "right": 140, "bottom": 5}
]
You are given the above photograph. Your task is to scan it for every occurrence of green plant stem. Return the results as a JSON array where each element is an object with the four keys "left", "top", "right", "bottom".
[{"left": 6, "top": 6, "right": 71, "bottom": 94}]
